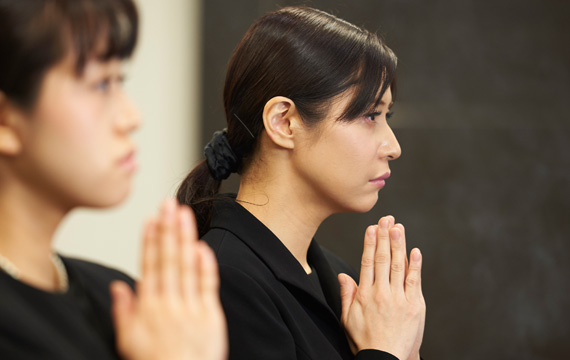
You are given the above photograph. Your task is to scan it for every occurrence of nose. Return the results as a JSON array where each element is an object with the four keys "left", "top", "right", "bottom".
[
  {"left": 382, "top": 124, "right": 402, "bottom": 161},
  {"left": 115, "top": 89, "right": 141, "bottom": 134}
]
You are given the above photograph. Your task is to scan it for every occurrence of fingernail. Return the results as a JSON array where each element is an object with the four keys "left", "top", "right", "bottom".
[
  {"left": 367, "top": 225, "right": 377, "bottom": 237},
  {"left": 163, "top": 198, "right": 175, "bottom": 217},
  {"left": 413, "top": 249, "right": 421, "bottom": 261},
  {"left": 180, "top": 210, "right": 190, "bottom": 229},
  {"left": 380, "top": 218, "right": 389, "bottom": 229}
]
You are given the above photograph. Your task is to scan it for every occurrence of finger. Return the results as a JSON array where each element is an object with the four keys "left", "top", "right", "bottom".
[
  {"left": 359, "top": 225, "right": 378, "bottom": 287},
  {"left": 389, "top": 226, "right": 407, "bottom": 293},
  {"left": 158, "top": 198, "right": 179, "bottom": 296},
  {"left": 405, "top": 248, "right": 423, "bottom": 300},
  {"left": 179, "top": 205, "right": 198, "bottom": 301},
  {"left": 387, "top": 216, "right": 395, "bottom": 228},
  {"left": 374, "top": 216, "right": 393, "bottom": 288},
  {"left": 392, "top": 223, "right": 408, "bottom": 276},
  {"left": 110, "top": 281, "right": 135, "bottom": 336},
  {"left": 140, "top": 217, "right": 158, "bottom": 296},
  {"left": 197, "top": 241, "right": 220, "bottom": 306},
  {"left": 338, "top": 273, "right": 358, "bottom": 323}
]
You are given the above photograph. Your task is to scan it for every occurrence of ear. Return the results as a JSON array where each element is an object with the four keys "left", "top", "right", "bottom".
[
  {"left": 262, "top": 96, "right": 302, "bottom": 150},
  {"left": 0, "top": 93, "right": 24, "bottom": 156}
]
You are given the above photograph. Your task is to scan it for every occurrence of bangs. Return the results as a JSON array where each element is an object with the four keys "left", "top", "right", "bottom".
[
  {"left": 62, "top": 0, "right": 138, "bottom": 72},
  {"left": 273, "top": 7, "right": 398, "bottom": 123},
  {"left": 0, "top": 0, "right": 138, "bottom": 109},
  {"left": 338, "top": 32, "right": 398, "bottom": 121}
]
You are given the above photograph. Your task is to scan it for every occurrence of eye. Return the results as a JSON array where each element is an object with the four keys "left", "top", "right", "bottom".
[
  {"left": 95, "top": 78, "right": 111, "bottom": 92},
  {"left": 93, "top": 73, "right": 126, "bottom": 93},
  {"left": 386, "top": 111, "right": 394, "bottom": 120},
  {"left": 364, "top": 112, "right": 382, "bottom": 122}
]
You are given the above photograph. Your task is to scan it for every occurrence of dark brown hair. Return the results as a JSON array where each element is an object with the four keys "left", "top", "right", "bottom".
[
  {"left": 0, "top": 0, "right": 138, "bottom": 109},
  {"left": 177, "top": 6, "right": 397, "bottom": 237}
]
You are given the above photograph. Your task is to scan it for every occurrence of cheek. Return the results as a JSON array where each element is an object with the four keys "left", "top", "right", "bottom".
[
  {"left": 300, "top": 134, "right": 374, "bottom": 196},
  {"left": 40, "top": 96, "right": 109, "bottom": 162},
  {"left": 26, "top": 97, "right": 126, "bottom": 205},
  {"left": 327, "top": 131, "right": 377, "bottom": 172}
]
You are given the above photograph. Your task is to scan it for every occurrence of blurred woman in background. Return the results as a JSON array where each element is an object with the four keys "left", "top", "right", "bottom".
[{"left": 0, "top": 1, "right": 226, "bottom": 359}]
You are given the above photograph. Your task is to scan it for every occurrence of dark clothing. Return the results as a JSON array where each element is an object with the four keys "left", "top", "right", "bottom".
[
  {"left": 0, "top": 257, "right": 134, "bottom": 360},
  {"left": 203, "top": 199, "right": 399, "bottom": 360}
]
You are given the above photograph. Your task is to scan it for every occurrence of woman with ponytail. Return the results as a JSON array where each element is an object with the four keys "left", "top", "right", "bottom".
[
  {"left": 178, "top": 6, "right": 425, "bottom": 360},
  {"left": 0, "top": 1, "right": 226, "bottom": 359}
]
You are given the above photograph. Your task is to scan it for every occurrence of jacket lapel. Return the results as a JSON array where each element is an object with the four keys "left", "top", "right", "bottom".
[
  {"left": 307, "top": 241, "right": 343, "bottom": 320},
  {"left": 209, "top": 199, "right": 342, "bottom": 321}
]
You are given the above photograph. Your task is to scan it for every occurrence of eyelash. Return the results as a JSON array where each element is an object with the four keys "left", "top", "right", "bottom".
[
  {"left": 94, "top": 75, "right": 126, "bottom": 92},
  {"left": 365, "top": 111, "right": 394, "bottom": 122},
  {"left": 95, "top": 79, "right": 111, "bottom": 92}
]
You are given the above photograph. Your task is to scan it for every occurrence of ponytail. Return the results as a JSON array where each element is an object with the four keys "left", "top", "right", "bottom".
[
  {"left": 176, "top": 160, "right": 221, "bottom": 237},
  {"left": 177, "top": 129, "right": 238, "bottom": 237}
]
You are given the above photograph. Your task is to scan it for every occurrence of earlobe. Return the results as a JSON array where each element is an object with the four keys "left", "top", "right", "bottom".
[
  {"left": 0, "top": 128, "right": 22, "bottom": 155},
  {"left": 262, "top": 96, "right": 300, "bottom": 150},
  {"left": 0, "top": 94, "right": 23, "bottom": 156}
]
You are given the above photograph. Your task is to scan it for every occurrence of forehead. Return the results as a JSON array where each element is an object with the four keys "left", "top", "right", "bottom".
[
  {"left": 379, "top": 87, "right": 394, "bottom": 108},
  {"left": 329, "top": 86, "right": 394, "bottom": 118},
  {"left": 31, "top": 52, "right": 121, "bottom": 107},
  {"left": 60, "top": 35, "right": 124, "bottom": 77}
]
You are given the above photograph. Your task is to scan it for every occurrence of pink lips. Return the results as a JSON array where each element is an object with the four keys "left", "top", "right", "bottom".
[
  {"left": 118, "top": 149, "right": 138, "bottom": 173},
  {"left": 369, "top": 172, "right": 390, "bottom": 188}
]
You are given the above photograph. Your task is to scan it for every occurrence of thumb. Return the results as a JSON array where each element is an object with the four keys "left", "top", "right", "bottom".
[
  {"left": 110, "top": 280, "right": 135, "bottom": 335},
  {"left": 338, "top": 273, "right": 357, "bottom": 322}
]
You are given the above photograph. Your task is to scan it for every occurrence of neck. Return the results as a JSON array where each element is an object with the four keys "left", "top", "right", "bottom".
[
  {"left": 0, "top": 179, "right": 69, "bottom": 291},
  {"left": 237, "top": 167, "right": 333, "bottom": 274}
]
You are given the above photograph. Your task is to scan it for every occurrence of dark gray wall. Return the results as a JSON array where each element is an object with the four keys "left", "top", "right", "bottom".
[{"left": 199, "top": 1, "right": 570, "bottom": 359}]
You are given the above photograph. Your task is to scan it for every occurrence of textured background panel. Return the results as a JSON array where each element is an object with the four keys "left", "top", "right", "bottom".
[{"left": 201, "top": 1, "right": 570, "bottom": 358}]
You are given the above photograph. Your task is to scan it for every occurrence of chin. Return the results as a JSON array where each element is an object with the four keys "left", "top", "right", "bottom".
[
  {"left": 340, "top": 194, "right": 379, "bottom": 214},
  {"left": 86, "top": 185, "right": 132, "bottom": 209},
  {"left": 354, "top": 202, "right": 377, "bottom": 214}
]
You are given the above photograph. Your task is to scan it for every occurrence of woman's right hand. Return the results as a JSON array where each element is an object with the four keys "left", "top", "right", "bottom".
[{"left": 338, "top": 216, "right": 425, "bottom": 360}]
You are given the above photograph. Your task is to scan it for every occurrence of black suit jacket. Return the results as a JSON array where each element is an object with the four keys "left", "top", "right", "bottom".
[
  {"left": 203, "top": 199, "right": 398, "bottom": 360},
  {"left": 0, "top": 257, "right": 135, "bottom": 359}
]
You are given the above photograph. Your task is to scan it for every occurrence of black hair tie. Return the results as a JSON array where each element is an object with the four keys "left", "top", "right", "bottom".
[{"left": 204, "top": 129, "right": 238, "bottom": 180}]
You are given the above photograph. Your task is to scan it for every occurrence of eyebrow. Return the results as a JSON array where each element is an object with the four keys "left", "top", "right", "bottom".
[{"left": 379, "top": 100, "right": 395, "bottom": 108}]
